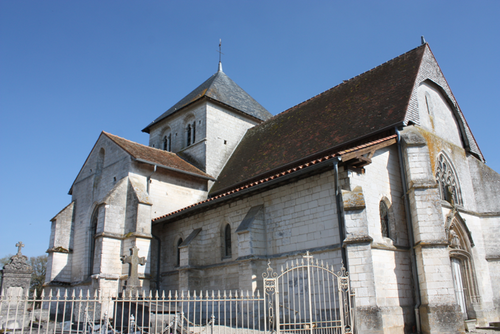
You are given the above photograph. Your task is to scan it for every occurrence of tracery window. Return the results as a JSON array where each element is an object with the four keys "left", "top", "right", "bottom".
[
  {"left": 436, "top": 153, "right": 462, "bottom": 205},
  {"left": 380, "top": 200, "right": 390, "bottom": 238},
  {"left": 224, "top": 224, "right": 232, "bottom": 257}
]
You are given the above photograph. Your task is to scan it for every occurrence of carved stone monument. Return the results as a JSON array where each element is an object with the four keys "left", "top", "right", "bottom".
[
  {"left": 121, "top": 245, "right": 146, "bottom": 292},
  {"left": 1, "top": 241, "right": 32, "bottom": 297},
  {"left": 0, "top": 242, "right": 34, "bottom": 330}
]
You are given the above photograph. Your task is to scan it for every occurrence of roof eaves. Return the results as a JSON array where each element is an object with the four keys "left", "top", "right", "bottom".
[
  {"left": 211, "top": 122, "right": 404, "bottom": 196},
  {"left": 142, "top": 96, "right": 207, "bottom": 133},
  {"left": 134, "top": 158, "right": 215, "bottom": 181},
  {"left": 204, "top": 96, "right": 267, "bottom": 123},
  {"left": 153, "top": 134, "right": 398, "bottom": 224}
]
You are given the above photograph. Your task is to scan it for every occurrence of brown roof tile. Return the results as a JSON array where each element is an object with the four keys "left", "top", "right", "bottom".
[
  {"left": 210, "top": 45, "right": 426, "bottom": 195},
  {"left": 103, "top": 132, "right": 213, "bottom": 179},
  {"left": 153, "top": 135, "right": 397, "bottom": 223}
]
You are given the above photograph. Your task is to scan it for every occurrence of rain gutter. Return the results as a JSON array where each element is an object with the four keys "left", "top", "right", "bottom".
[
  {"left": 333, "top": 157, "right": 348, "bottom": 267},
  {"left": 154, "top": 158, "right": 335, "bottom": 225}
]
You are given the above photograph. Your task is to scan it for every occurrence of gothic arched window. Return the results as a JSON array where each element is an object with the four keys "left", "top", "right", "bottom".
[
  {"left": 436, "top": 153, "right": 462, "bottom": 205},
  {"left": 89, "top": 209, "right": 99, "bottom": 276},
  {"left": 380, "top": 200, "right": 390, "bottom": 238},
  {"left": 224, "top": 224, "right": 232, "bottom": 257}
]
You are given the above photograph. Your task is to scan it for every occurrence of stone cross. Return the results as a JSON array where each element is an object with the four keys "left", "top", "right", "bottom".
[
  {"left": 15, "top": 241, "right": 24, "bottom": 256},
  {"left": 121, "top": 245, "right": 146, "bottom": 290}
]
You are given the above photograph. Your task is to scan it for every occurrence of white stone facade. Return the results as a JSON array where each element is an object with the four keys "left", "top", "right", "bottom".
[{"left": 45, "top": 46, "right": 500, "bottom": 333}]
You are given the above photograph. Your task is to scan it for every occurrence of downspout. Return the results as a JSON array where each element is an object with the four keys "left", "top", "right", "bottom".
[
  {"left": 396, "top": 127, "right": 421, "bottom": 333},
  {"left": 333, "top": 157, "right": 348, "bottom": 267}
]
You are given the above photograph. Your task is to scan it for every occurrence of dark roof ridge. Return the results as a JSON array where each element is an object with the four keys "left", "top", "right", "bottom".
[{"left": 259, "top": 44, "right": 427, "bottom": 126}]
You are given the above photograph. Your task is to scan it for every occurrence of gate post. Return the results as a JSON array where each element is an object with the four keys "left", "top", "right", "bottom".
[
  {"left": 304, "top": 252, "right": 314, "bottom": 334},
  {"left": 263, "top": 261, "right": 278, "bottom": 334}
]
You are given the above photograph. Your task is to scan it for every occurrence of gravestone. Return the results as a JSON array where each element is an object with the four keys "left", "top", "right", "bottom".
[
  {"left": 0, "top": 242, "right": 33, "bottom": 330},
  {"left": 1, "top": 241, "right": 32, "bottom": 297}
]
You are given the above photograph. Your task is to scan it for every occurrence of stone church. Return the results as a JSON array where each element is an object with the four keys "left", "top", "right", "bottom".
[{"left": 45, "top": 43, "right": 500, "bottom": 333}]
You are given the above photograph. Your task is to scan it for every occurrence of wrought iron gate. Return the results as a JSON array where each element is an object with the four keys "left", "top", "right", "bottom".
[{"left": 263, "top": 252, "right": 354, "bottom": 334}]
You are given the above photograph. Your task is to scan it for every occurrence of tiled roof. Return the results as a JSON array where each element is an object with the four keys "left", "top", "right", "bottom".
[
  {"left": 153, "top": 135, "right": 397, "bottom": 223},
  {"left": 142, "top": 69, "right": 273, "bottom": 133},
  {"left": 210, "top": 45, "right": 426, "bottom": 195},
  {"left": 104, "top": 132, "right": 213, "bottom": 179}
]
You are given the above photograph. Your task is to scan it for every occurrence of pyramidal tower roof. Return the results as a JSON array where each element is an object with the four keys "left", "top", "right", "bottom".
[{"left": 142, "top": 65, "right": 272, "bottom": 133}]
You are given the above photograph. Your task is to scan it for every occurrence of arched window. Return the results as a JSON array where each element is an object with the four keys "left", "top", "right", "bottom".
[
  {"left": 380, "top": 200, "right": 390, "bottom": 238},
  {"left": 224, "top": 224, "right": 232, "bottom": 257},
  {"left": 185, "top": 120, "right": 196, "bottom": 147},
  {"left": 163, "top": 133, "right": 172, "bottom": 151},
  {"left": 436, "top": 153, "right": 462, "bottom": 205},
  {"left": 89, "top": 209, "right": 98, "bottom": 276},
  {"left": 192, "top": 121, "right": 196, "bottom": 143},
  {"left": 177, "top": 238, "right": 183, "bottom": 267},
  {"left": 186, "top": 125, "right": 192, "bottom": 146}
]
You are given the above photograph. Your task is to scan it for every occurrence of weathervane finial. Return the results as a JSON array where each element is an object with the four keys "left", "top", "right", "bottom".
[{"left": 217, "top": 39, "right": 224, "bottom": 72}]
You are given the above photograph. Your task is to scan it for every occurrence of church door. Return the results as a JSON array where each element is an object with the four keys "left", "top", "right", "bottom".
[{"left": 451, "top": 257, "right": 467, "bottom": 319}]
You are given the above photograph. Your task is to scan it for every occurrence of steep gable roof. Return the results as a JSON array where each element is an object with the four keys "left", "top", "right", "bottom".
[
  {"left": 103, "top": 132, "right": 213, "bottom": 179},
  {"left": 142, "top": 69, "right": 272, "bottom": 133},
  {"left": 210, "top": 45, "right": 427, "bottom": 195}
]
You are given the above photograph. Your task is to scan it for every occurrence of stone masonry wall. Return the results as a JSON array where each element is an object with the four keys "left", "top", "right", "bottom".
[
  {"left": 205, "top": 102, "right": 260, "bottom": 179},
  {"left": 153, "top": 169, "right": 342, "bottom": 293}
]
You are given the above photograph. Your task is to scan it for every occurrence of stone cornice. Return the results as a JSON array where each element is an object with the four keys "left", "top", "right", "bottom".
[
  {"left": 343, "top": 235, "right": 373, "bottom": 245},
  {"left": 46, "top": 246, "right": 73, "bottom": 254},
  {"left": 414, "top": 239, "right": 448, "bottom": 248},
  {"left": 94, "top": 231, "right": 153, "bottom": 240}
]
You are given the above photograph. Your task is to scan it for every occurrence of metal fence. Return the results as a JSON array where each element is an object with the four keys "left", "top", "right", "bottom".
[{"left": 0, "top": 254, "right": 353, "bottom": 334}]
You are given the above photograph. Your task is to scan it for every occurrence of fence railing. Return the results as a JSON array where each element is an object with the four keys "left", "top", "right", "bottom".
[
  {"left": 1, "top": 254, "right": 354, "bottom": 334},
  {"left": 0, "top": 289, "right": 266, "bottom": 334}
]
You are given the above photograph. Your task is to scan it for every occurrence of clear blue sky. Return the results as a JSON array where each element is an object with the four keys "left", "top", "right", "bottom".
[{"left": 1, "top": 1, "right": 499, "bottom": 258}]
